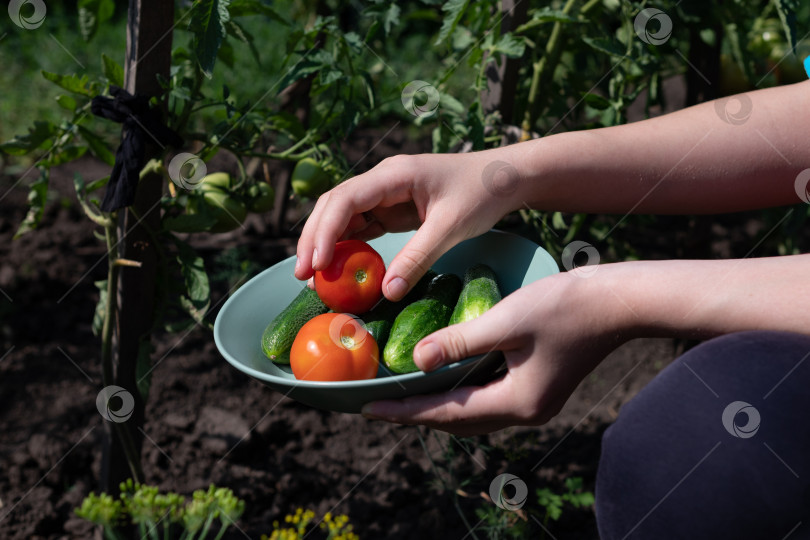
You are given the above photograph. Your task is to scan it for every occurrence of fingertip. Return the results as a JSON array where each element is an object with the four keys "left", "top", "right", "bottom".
[
  {"left": 384, "top": 275, "right": 409, "bottom": 301},
  {"left": 414, "top": 340, "right": 443, "bottom": 372}
]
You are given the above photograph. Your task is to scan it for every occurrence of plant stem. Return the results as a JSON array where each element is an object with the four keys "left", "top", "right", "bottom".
[
  {"left": 212, "top": 523, "right": 228, "bottom": 540},
  {"left": 101, "top": 218, "right": 145, "bottom": 483},
  {"left": 101, "top": 222, "right": 119, "bottom": 388},
  {"left": 522, "top": 0, "right": 580, "bottom": 132}
]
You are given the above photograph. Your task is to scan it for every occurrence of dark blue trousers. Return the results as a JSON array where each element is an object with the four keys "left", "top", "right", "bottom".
[{"left": 596, "top": 331, "right": 810, "bottom": 539}]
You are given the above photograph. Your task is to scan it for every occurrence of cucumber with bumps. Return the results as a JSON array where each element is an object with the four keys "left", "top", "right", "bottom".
[
  {"left": 449, "top": 264, "right": 502, "bottom": 325},
  {"left": 261, "top": 286, "right": 328, "bottom": 363},
  {"left": 383, "top": 273, "right": 462, "bottom": 374},
  {"left": 362, "top": 270, "right": 437, "bottom": 350}
]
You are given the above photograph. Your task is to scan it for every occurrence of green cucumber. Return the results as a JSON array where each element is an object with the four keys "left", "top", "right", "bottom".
[
  {"left": 449, "top": 264, "right": 502, "bottom": 325},
  {"left": 261, "top": 286, "right": 328, "bottom": 363},
  {"left": 383, "top": 273, "right": 462, "bottom": 374},
  {"left": 362, "top": 270, "right": 437, "bottom": 350}
]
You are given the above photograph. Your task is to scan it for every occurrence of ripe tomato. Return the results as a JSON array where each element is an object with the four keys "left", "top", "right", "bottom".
[
  {"left": 290, "top": 313, "right": 379, "bottom": 381},
  {"left": 314, "top": 240, "right": 385, "bottom": 314}
]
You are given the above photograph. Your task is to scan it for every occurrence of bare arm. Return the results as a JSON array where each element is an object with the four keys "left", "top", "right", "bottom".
[{"left": 507, "top": 80, "right": 810, "bottom": 214}]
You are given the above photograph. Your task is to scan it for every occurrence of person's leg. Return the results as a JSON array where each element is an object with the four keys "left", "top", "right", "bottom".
[{"left": 596, "top": 331, "right": 810, "bottom": 540}]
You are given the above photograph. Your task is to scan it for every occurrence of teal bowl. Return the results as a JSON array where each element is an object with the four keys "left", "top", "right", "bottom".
[{"left": 214, "top": 230, "right": 559, "bottom": 413}]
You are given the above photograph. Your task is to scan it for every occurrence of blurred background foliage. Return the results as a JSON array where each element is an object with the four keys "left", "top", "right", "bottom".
[{"left": 3, "top": 0, "right": 810, "bottom": 264}]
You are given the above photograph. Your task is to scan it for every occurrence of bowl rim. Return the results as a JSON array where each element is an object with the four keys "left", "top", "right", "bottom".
[{"left": 214, "top": 229, "right": 557, "bottom": 390}]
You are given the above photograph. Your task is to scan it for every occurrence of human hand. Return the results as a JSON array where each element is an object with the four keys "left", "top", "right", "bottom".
[
  {"left": 360, "top": 271, "right": 630, "bottom": 435},
  {"left": 295, "top": 152, "right": 522, "bottom": 300}
]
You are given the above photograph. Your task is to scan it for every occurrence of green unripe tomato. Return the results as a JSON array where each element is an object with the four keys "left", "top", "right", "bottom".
[
  {"left": 190, "top": 190, "right": 247, "bottom": 233},
  {"left": 200, "top": 172, "right": 232, "bottom": 193},
  {"left": 247, "top": 182, "right": 275, "bottom": 213},
  {"left": 291, "top": 158, "right": 331, "bottom": 198}
]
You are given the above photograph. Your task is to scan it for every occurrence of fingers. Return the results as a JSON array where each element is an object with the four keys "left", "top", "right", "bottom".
[
  {"left": 382, "top": 217, "right": 458, "bottom": 301},
  {"left": 412, "top": 305, "right": 516, "bottom": 372},
  {"left": 361, "top": 376, "right": 523, "bottom": 436},
  {"left": 295, "top": 162, "right": 416, "bottom": 280}
]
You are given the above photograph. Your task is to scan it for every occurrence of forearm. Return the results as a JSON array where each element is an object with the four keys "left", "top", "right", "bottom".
[
  {"left": 595, "top": 254, "right": 810, "bottom": 340},
  {"left": 505, "top": 80, "right": 810, "bottom": 214}
]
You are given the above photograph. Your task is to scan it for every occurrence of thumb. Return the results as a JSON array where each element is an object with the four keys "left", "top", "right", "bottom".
[
  {"left": 383, "top": 219, "right": 458, "bottom": 301},
  {"left": 413, "top": 313, "right": 506, "bottom": 373}
]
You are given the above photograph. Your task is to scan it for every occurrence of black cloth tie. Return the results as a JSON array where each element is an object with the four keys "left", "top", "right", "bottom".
[{"left": 91, "top": 86, "right": 183, "bottom": 211}]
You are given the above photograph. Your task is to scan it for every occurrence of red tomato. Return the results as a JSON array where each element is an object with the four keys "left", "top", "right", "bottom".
[
  {"left": 290, "top": 313, "right": 379, "bottom": 381},
  {"left": 314, "top": 240, "right": 385, "bottom": 313}
]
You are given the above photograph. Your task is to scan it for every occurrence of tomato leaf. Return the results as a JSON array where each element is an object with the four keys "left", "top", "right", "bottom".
[
  {"left": 78, "top": 0, "right": 115, "bottom": 42},
  {"left": 46, "top": 146, "right": 88, "bottom": 167},
  {"left": 436, "top": 0, "right": 468, "bottom": 46},
  {"left": 56, "top": 95, "right": 78, "bottom": 112},
  {"left": 228, "top": 0, "right": 287, "bottom": 24},
  {"left": 383, "top": 4, "right": 401, "bottom": 35},
  {"left": 491, "top": 33, "right": 526, "bottom": 58},
  {"left": 225, "top": 19, "right": 261, "bottom": 66},
  {"left": 0, "top": 121, "right": 57, "bottom": 155},
  {"left": 176, "top": 240, "right": 211, "bottom": 326},
  {"left": 582, "top": 36, "right": 627, "bottom": 59},
  {"left": 78, "top": 125, "right": 115, "bottom": 166},
  {"left": 582, "top": 92, "right": 611, "bottom": 110},
  {"left": 41, "top": 71, "right": 98, "bottom": 97},
  {"left": 189, "top": 0, "right": 232, "bottom": 78},
  {"left": 15, "top": 169, "right": 49, "bottom": 239},
  {"left": 101, "top": 53, "right": 124, "bottom": 87}
]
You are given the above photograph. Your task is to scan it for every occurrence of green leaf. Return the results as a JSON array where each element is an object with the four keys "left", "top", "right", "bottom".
[
  {"left": 439, "top": 93, "right": 465, "bottom": 115},
  {"left": 773, "top": 0, "right": 799, "bottom": 52},
  {"left": 225, "top": 19, "right": 261, "bottom": 66},
  {"left": 46, "top": 146, "right": 88, "bottom": 167},
  {"left": 0, "top": 121, "right": 57, "bottom": 155},
  {"left": 15, "top": 169, "right": 49, "bottom": 239},
  {"left": 383, "top": 4, "right": 401, "bottom": 34},
  {"left": 101, "top": 53, "right": 124, "bottom": 87},
  {"left": 41, "top": 71, "right": 96, "bottom": 96},
  {"left": 276, "top": 50, "right": 331, "bottom": 90},
  {"left": 227, "top": 0, "right": 287, "bottom": 24},
  {"left": 582, "top": 36, "right": 627, "bottom": 58},
  {"left": 85, "top": 175, "right": 110, "bottom": 193},
  {"left": 467, "top": 103, "right": 484, "bottom": 151},
  {"left": 176, "top": 241, "right": 211, "bottom": 325},
  {"left": 582, "top": 92, "right": 611, "bottom": 110},
  {"left": 92, "top": 280, "right": 107, "bottom": 337},
  {"left": 491, "top": 33, "right": 526, "bottom": 58},
  {"left": 189, "top": 0, "right": 232, "bottom": 78},
  {"left": 56, "top": 95, "right": 78, "bottom": 111},
  {"left": 516, "top": 7, "right": 578, "bottom": 33},
  {"left": 435, "top": 0, "right": 468, "bottom": 46},
  {"left": 78, "top": 0, "right": 115, "bottom": 41},
  {"left": 536, "top": 488, "right": 564, "bottom": 521},
  {"left": 78, "top": 126, "right": 115, "bottom": 166},
  {"left": 343, "top": 32, "right": 363, "bottom": 54}
]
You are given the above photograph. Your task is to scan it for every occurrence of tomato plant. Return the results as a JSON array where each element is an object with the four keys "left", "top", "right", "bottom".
[
  {"left": 290, "top": 313, "right": 379, "bottom": 382},
  {"left": 314, "top": 240, "right": 385, "bottom": 314}
]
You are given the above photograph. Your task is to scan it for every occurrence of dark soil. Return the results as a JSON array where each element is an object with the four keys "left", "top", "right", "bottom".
[{"left": 0, "top": 123, "right": 801, "bottom": 539}]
